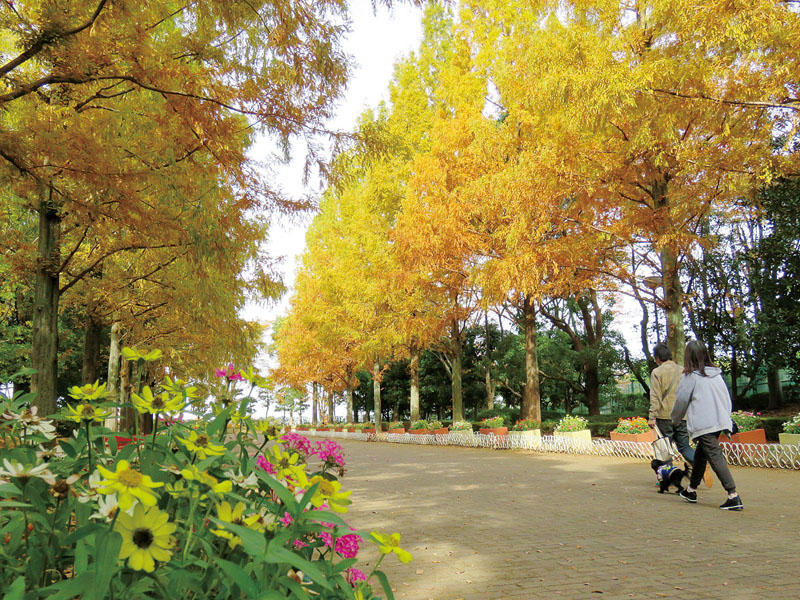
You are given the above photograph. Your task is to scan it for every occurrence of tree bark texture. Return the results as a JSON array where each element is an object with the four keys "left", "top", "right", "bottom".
[
  {"left": 372, "top": 361, "right": 382, "bottom": 429},
  {"left": 450, "top": 321, "right": 464, "bottom": 422},
  {"left": 521, "top": 295, "right": 542, "bottom": 422},
  {"left": 327, "top": 388, "right": 334, "bottom": 424},
  {"left": 105, "top": 321, "right": 122, "bottom": 431},
  {"left": 661, "top": 245, "right": 686, "bottom": 365},
  {"left": 767, "top": 365, "right": 784, "bottom": 409},
  {"left": 31, "top": 182, "right": 61, "bottom": 417},
  {"left": 409, "top": 346, "right": 420, "bottom": 422},
  {"left": 311, "top": 382, "right": 318, "bottom": 425}
]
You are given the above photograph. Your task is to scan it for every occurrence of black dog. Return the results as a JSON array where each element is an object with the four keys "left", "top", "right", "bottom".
[{"left": 650, "top": 459, "right": 690, "bottom": 494}]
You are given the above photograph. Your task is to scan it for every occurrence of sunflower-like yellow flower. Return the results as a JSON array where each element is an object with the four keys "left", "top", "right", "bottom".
[
  {"left": 121, "top": 347, "right": 162, "bottom": 362},
  {"left": 180, "top": 465, "right": 232, "bottom": 495},
  {"left": 210, "top": 501, "right": 266, "bottom": 549},
  {"left": 63, "top": 403, "right": 114, "bottom": 424},
  {"left": 308, "top": 475, "right": 352, "bottom": 513},
  {"left": 67, "top": 380, "right": 110, "bottom": 401},
  {"left": 96, "top": 460, "right": 163, "bottom": 510},
  {"left": 131, "top": 386, "right": 184, "bottom": 415},
  {"left": 115, "top": 503, "right": 176, "bottom": 572},
  {"left": 264, "top": 445, "right": 306, "bottom": 482},
  {"left": 253, "top": 420, "right": 284, "bottom": 439},
  {"left": 162, "top": 376, "right": 199, "bottom": 399},
  {"left": 371, "top": 531, "right": 412, "bottom": 564},
  {"left": 177, "top": 430, "right": 226, "bottom": 460}
]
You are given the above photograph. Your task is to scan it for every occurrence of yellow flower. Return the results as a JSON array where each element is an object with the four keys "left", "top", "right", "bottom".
[
  {"left": 253, "top": 420, "right": 283, "bottom": 439},
  {"left": 63, "top": 403, "right": 114, "bottom": 424},
  {"left": 371, "top": 532, "right": 412, "bottom": 564},
  {"left": 177, "top": 431, "right": 226, "bottom": 460},
  {"left": 67, "top": 381, "right": 110, "bottom": 401},
  {"left": 308, "top": 475, "right": 352, "bottom": 513},
  {"left": 162, "top": 376, "right": 199, "bottom": 399},
  {"left": 121, "top": 347, "right": 162, "bottom": 362},
  {"left": 210, "top": 501, "right": 265, "bottom": 549},
  {"left": 265, "top": 445, "right": 306, "bottom": 482},
  {"left": 115, "top": 503, "right": 176, "bottom": 572},
  {"left": 180, "top": 465, "right": 232, "bottom": 495},
  {"left": 96, "top": 460, "right": 163, "bottom": 510},
  {"left": 131, "top": 386, "right": 184, "bottom": 415}
]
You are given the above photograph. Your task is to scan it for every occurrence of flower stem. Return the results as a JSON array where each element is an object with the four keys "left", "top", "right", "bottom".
[
  {"left": 151, "top": 412, "right": 159, "bottom": 451},
  {"left": 85, "top": 420, "right": 93, "bottom": 473}
]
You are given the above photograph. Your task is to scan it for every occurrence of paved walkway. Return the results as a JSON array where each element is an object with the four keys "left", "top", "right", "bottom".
[{"left": 340, "top": 439, "right": 799, "bottom": 599}]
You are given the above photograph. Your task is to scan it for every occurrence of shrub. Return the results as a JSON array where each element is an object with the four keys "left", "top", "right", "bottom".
[
  {"left": 731, "top": 410, "right": 762, "bottom": 432},
  {"left": 554, "top": 414, "right": 589, "bottom": 432},
  {"left": 410, "top": 420, "right": 428, "bottom": 430},
  {"left": 512, "top": 419, "right": 541, "bottom": 431},
  {"left": 427, "top": 420, "right": 443, "bottom": 430},
  {"left": 782, "top": 414, "right": 800, "bottom": 434},
  {"left": 449, "top": 420, "right": 473, "bottom": 431},
  {"left": 479, "top": 416, "right": 505, "bottom": 428},
  {"left": 612, "top": 416, "right": 650, "bottom": 434},
  {"left": 477, "top": 407, "right": 520, "bottom": 424},
  {"left": 388, "top": 421, "right": 403, "bottom": 430}
]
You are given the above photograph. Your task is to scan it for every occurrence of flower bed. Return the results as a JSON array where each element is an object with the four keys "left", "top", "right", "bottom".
[{"left": 0, "top": 352, "right": 410, "bottom": 599}]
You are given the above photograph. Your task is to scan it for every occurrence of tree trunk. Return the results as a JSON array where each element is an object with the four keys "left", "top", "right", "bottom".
[
  {"left": 661, "top": 247, "right": 686, "bottom": 365},
  {"left": 82, "top": 308, "right": 103, "bottom": 384},
  {"left": 105, "top": 321, "right": 122, "bottom": 431},
  {"left": 372, "top": 361, "right": 382, "bottom": 429},
  {"left": 409, "top": 346, "right": 420, "bottom": 422},
  {"left": 521, "top": 295, "right": 542, "bottom": 422},
  {"left": 312, "top": 382, "right": 318, "bottom": 425},
  {"left": 767, "top": 365, "right": 784, "bottom": 410},
  {"left": 31, "top": 181, "right": 61, "bottom": 417},
  {"left": 485, "top": 368, "right": 495, "bottom": 411},
  {"left": 451, "top": 321, "right": 464, "bottom": 422},
  {"left": 346, "top": 382, "right": 354, "bottom": 423},
  {"left": 119, "top": 359, "right": 134, "bottom": 432},
  {"left": 729, "top": 348, "right": 739, "bottom": 407},
  {"left": 327, "top": 388, "right": 334, "bottom": 424},
  {"left": 584, "top": 357, "right": 600, "bottom": 415}
]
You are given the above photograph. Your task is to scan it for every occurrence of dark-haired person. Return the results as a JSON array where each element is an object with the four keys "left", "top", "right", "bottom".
[
  {"left": 671, "top": 340, "right": 743, "bottom": 510},
  {"left": 649, "top": 343, "right": 695, "bottom": 465}
]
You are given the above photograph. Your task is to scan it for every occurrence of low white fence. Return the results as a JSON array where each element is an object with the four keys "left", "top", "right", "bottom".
[{"left": 295, "top": 429, "right": 800, "bottom": 470}]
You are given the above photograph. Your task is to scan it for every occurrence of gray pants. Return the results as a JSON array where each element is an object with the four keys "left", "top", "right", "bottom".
[{"left": 689, "top": 432, "right": 737, "bottom": 493}]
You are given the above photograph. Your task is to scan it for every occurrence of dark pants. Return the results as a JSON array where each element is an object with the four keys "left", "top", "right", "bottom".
[
  {"left": 689, "top": 432, "right": 737, "bottom": 494},
  {"left": 655, "top": 418, "right": 695, "bottom": 464}
]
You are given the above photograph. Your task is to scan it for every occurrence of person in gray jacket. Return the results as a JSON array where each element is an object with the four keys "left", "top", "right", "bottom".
[{"left": 671, "top": 339, "right": 743, "bottom": 510}]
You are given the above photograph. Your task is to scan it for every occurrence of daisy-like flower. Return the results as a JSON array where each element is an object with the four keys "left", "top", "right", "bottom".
[
  {"left": 371, "top": 531, "right": 412, "bottom": 564},
  {"left": 161, "top": 376, "right": 199, "bottom": 399},
  {"left": 76, "top": 470, "right": 103, "bottom": 503},
  {"left": 210, "top": 501, "right": 266, "bottom": 549},
  {"left": 63, "top": 403, "right": 114, "bottom": 424},
  {"left": 222, "top": 468, "right": 259, "bottom": 490},
  {"left": 131, "top": 386, "right": 184, "bottom": 416},
  {"left": 3, "top": 406, "right": 57, "bottom": 438},
  {"left": 96, "top": 460, "right": 164, "bottom": 510},
  {"left": 0, "top": 459, "right": 56, "bottom": 485},
  {"left": 90, "top": 493, "right": 129, "bottom": 521},
  {"left": 36, "top": 444, "right": 66, "bottom": 462},
  {"left": 176, "top": 431, "right": 226, "bottom": 460},
  {"left": 308, "top": 475, "right": 352, "bottom": 513},
  {"left": 115, "top": 504, "right": 176, "bottom": 572},
  {"left": 121, "top": 347, "right": 162, "bottom": 362},
  {"left": 263, "top": 445, "right": 306, "bottom": 482},
  {"left": 180, "top": 465, "right": 232, "bottom": 495},
  {"left": 254, "top": 420, "right": 283, "bottom": 439},
  {"left": 50, "top": 474, "right": 81, "bottom": 499},
  {"left": 67, "top": 380, "right": 110, "bottom": 401}
]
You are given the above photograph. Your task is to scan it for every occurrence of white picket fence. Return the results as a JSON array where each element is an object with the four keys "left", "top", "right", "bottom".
[{"left": 294, "top": 428, "right": 800, "bottom": 470}]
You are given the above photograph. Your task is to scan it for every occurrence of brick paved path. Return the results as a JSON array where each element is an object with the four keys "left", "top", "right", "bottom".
[{"left": 340, "top": 439, "right": 799, "bottom": 600}]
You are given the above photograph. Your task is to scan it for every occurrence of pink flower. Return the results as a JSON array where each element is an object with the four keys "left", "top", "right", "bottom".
[
  {"left": 346, "top": 568, "right": 368, "bottom": 585},
  {"left": 314, "top": 439, "right": 345, "bottom": 468},
  {"left": 280, "top": 512, "right": 294, "bottom": 527},
  {"left": 293, "top": 539, "right": 308, "bottom": 549},
  {"left": 215, "top": 364, "right": 244, "bottom": 381},
  {"left": 282, "top": 433, "right": 313, "bottom": 458},
  {"left": 319, "top": 528, "right": 361, "bottom": 558},
  {"left": 256, "top": 455, "right": 277, "bottom": 475}
]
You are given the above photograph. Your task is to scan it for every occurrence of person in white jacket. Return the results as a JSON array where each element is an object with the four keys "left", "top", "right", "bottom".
[{"left": 671, "top": 339, "right": 743, "bottom": 510}]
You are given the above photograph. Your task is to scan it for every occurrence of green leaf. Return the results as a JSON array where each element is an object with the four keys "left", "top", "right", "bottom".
[
  {"left": 265, "top": 542, "right": 332, "bottom": 591},
  {"left": 374, "top": 570, "right": 395, "bottom": 600},
  {"left": 0, "top": 501, "right": 32, "bottom": 508},
  {"left": 332, "top": 558, "right": 357, "bottom": 573},
  {"left": 1, "top": 575, "right": 25, "bottom": 600},
  {"left": 207, "top": 407, "right": 232, "bottom": 437},
  {"left": 254, "top": 470, "right": 298, "bottom": 513},
  {"left": 0, "top": 482, "right": 22, "bottom": 497},
  {"left": 215, "top": 557, "right": 260, "bottom": 599},
  {"left": 59, "top": 439, "right": 77, "bottom": 458},
  {"left": 40, "top": 573, "right": 94, "bottom": 600},
  {"left": 296, "top": 510, "right": 349, "bottom": 529},
  {"left": 62, "top": 523, "right": 106, "bottom": 546},
  {"left": 275, "top": 575, "right": 310, "bottom": 599},
  {"left": 84, "top": 530, "right": 122, "bottom": 600},
  {"left": 208, "top": 517, "right": 266, "bottom": 557}
]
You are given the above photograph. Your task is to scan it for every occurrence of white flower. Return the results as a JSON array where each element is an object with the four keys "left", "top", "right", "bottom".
[
  {"left": 36, "top": 445, "right": 66, "bottom": 462},
  {"left": 2, "top": 406, "right": 57, "bottom": 439},
  {"left": 223, "top": 468, "right": 259, "bottom": 490},
  {"left": 0, "top": 459, "right": 56, "bottom": 485},
  {"left": 90, "top": 494, "right": 131, "bottom": 521},
  {"left": 76, "top": 470, "right": 103, "bottom": 503}
]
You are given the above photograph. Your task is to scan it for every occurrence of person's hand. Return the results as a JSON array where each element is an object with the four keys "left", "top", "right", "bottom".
[{"left": 648, "top": 419, "right": 656, "bottom": 428}]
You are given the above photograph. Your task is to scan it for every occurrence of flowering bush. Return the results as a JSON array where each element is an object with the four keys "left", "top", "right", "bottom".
[
  {"left": 480, "top": 416, "right": 505, "bottom": 428},
  {"left": 612, "top": 417, "right": 650, "bottom": 434},
  {"left": 512, "top": 419, "right": 541, "bottom": 431},
  {"left": 731, "top": 410, "right": 762, "bottom": 432},
  {"left": 427, "top": 420, "right": 443, "bottom": 430},
  {"left": 410, "top": 420, "right": 428, "bottom": 430},
  {"left": 0, "top": 353, "right": 409, "bottom": 599},
  {"left": 554, "top": 414, "right": 589, "bottom": 432},
  {"left": 782, "top": 414, "right": 800, "bottom": 434},
  {"left": 449, "top": 421, "right": 473, "bottom": 431},
  {"left": 388, "top": 421, "right": 404, "bottom": 430}
]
